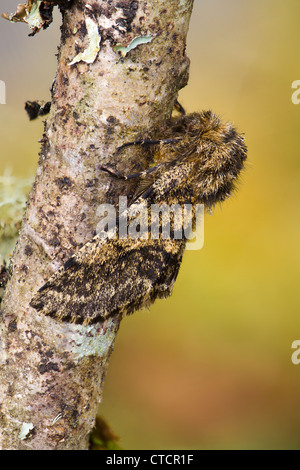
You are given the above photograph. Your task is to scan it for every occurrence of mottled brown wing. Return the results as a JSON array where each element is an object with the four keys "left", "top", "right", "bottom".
[{"left": 30, "top": 234, "right": 185, "bottom": 325}]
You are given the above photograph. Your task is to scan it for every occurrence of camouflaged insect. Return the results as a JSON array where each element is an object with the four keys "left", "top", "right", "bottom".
[{"left": 30, "top": 110, "right": 247, "bottom": 325}]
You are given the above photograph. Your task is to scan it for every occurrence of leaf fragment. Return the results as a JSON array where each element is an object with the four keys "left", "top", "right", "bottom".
[
  {"left": 19, "top": 423, "right": 34, "bottom": 440},
  {"left": 2, "top": 0, "right": 54, "bottom": 36},
  {"left": 69, "top": 17, "right": 101, "bottom": 66},
  {"left": 113, "top": 35, "right": 154, "bottom": 57}
]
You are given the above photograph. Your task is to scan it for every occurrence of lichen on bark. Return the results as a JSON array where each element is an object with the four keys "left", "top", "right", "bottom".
[{"left": 0, "top": 0, "right": 194, "bottom": 450}]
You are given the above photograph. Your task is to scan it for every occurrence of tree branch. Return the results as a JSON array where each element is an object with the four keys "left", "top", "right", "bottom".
[{"left": 0, "top": 0, "right": 194, "bottom": 450}]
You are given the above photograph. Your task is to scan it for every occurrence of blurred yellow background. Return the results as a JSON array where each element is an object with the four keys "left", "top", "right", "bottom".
[{"left": 1, "top": 0, "right": 300, "bottom": 450}]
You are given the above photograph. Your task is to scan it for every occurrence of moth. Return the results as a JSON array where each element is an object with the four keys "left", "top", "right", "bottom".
[{"left": 30, "top": 110, "right": 247, "bottom": 325}]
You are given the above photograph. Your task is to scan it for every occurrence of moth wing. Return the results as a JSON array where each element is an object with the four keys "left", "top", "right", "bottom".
[
  {"left": 132, "top": 158, "right": 178, "bottom": 202},
  {"left": 30, "top": 233, "right": 185, "bottom": 325},
  {"left": 132, "top": 175, "right": 156, "bottom": 201}
]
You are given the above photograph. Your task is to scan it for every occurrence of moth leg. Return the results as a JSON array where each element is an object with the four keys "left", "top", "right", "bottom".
[
  {"left": 100, "top": 164, "right": 159, "bottom": 181},
  {"left": 100, "top": 166, "right": 130, "bottom": 180},
  {"left": 116, "top": 137, "right": 181, "bottom": 153},
  {"left": 174, "top": 100, "right": 186, "bottom": 116},
  {"left": 102, "top": 131, "right": 182, "bottom": 187}
]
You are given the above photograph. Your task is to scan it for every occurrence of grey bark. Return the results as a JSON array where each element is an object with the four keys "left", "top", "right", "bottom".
[{"left": 0, "top": 0, "right": 194, "bottom": 450}]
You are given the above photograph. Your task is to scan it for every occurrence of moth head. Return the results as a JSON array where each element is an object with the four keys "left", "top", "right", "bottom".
[{"left": 185, "top": 111, "right": 247, "bottom": 207}]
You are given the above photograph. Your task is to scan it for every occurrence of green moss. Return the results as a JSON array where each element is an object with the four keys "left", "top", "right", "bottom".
[
  {"left": 70, "top": 318, "right": 117, "bottom": 361},
  {"left": 89, "top": 416, "right": 122, "bottom": 450},
  {"left": 0, "top": 170, "right": 32, "bottom": 263}
]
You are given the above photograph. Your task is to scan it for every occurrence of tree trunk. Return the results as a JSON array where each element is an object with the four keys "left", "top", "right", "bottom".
[{"left": 0, "top": 0, "right": 194, "bottom": 450}]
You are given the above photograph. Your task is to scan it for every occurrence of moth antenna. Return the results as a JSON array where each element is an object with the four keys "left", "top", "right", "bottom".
[
  {"left": 100, "top": 164, "right": 162, "bottom": 181},
  {"left": 116, "top": 137, "right": 181, "bottom": 153}
]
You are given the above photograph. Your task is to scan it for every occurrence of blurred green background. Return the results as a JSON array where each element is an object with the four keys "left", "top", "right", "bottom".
[{"left": 1, "top": 0, "right": 300, "bottom": 450}]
